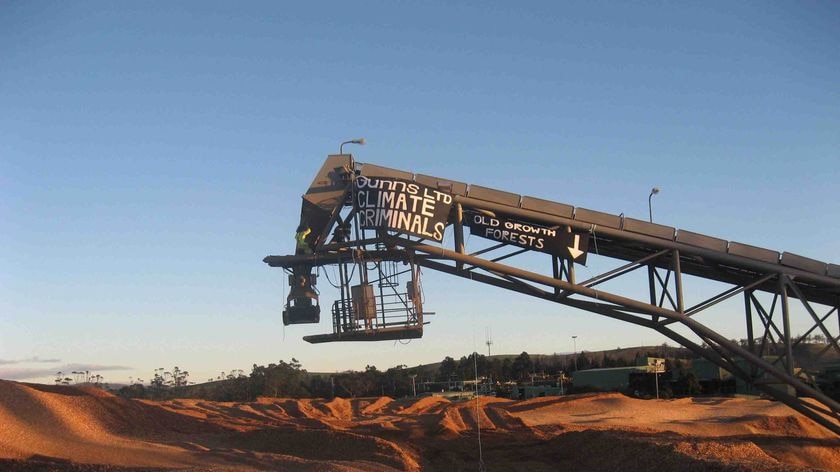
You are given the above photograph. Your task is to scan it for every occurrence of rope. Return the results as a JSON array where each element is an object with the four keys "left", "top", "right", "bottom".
[
  {"left": 472, "top": 317, "right": 486, "bottom": 472},
  {"left": 418, "top": 266, "right": 425, "bottom": 303},
  {"left": 590, "top": 224, "right": 600, "bottom": 255},
  {"left": 322, "top": 262, "right": 342, "bottom": 289},
  {"left": 473, "top": 351, "right": 485, "bottom": 471},
  {"left": 281, "top": 270, "right": 286, "bottom": 342},
  {"left": 347, "top": 249, "right": 358, "bottom": 282}
]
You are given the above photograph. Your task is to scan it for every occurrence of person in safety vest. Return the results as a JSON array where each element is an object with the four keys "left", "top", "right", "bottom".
[{"left": 295, "top": 224, "right": 312, "bottom": 255}]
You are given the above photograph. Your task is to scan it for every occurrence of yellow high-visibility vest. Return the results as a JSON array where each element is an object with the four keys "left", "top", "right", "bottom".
[{"left": 296, "top": 228, "right": 311, "bottom": 250}]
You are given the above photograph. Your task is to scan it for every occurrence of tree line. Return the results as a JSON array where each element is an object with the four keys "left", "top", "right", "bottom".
[
  {"left": 116, "top": 346, "right": 689, "bottom": 402},
  {"left": 54, "top": 370, "right": 105, "bottom": 386}
]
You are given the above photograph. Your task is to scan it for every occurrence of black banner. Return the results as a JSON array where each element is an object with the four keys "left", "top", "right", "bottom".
[
  {"left": 466, "top": 214, "right": 589, "bottom": 263},
  {"left": 355, "top": 176, "right": 453, "bottom": 241}
]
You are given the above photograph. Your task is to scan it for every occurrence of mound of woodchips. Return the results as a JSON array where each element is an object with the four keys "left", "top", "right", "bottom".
[{"left": 1, "top": 380, "right": 838, "bottom": 471}]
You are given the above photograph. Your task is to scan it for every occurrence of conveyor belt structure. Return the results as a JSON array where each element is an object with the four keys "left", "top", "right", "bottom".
[{"left": 264, "top": 154, "right": 840, "bottom": 436}]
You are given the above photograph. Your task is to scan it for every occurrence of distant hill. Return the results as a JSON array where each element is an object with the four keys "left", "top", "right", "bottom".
[
  {"left": 307, "top": 342, "right": 839, "bottom": 378},
  {"left": 387, "top": 345, "right": 692, "bottom": 377}
]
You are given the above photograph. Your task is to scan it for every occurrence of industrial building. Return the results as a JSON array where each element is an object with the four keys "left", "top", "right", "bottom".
[
  {"left": 508, "top": 384, "right": 565, "bottom": 400},
  {"left": 572, "top": 357, "right": 665, "bottom": 392},
  {"left": 691, "top": 356, "right": 797, "bottom": 397}
]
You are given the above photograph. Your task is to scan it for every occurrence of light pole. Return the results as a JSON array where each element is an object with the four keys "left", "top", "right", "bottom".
[
  {"left": 648, "top": 187, "right": 660, "bottom": 223},
  {"left": 340, "top": 138, "right": 366, "bottom": 155},
  {"left": 572, "top": 335, "right": 578, "bottom": 371},
  {"left": 409, "top": 374, "right": 417, "bottom": 397}
]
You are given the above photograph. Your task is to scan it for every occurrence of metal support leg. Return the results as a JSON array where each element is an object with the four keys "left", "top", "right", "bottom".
[
  {"left": 744, "top": 291, "right": 755, "bottom": 353},
  {"left": 745, "top": 290, "right": 756, "bottom": 378},
  {"left": 672, "top": 249, "right": 684, "bottom": 313},
  {"left": 779, "top": 276, "right": 794, "bottom": 377},
  {"left": 454, "top": 203, "right": 465, "bottom": 271},
  {"left": 648, "top": 265, "right": 658, "bottom": 321},
  {"left": 568, "top": 258, "right": 575, "bottom": 285}
]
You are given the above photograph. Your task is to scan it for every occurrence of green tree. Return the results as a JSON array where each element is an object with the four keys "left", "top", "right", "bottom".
[
  {"left": 150, "top": 369, "right": 166, "bottom": 390},
  {"left": 576, "top": 352, "right": 592, "bottom": 371},
  {"left": 456, "top": 352, "right": 488, "bottom": 381},
  {"left": 335, "top": 366, "right": 380, "bottom": 398},
  {"left": 488, "top": 358, "right": 505, "bottom": 382},
  {"left": 501, "top": 358, "right": 513, "bottom": 380},
  {"left": 437, "top": 356, "right": 457, "bottom": 381},
  {"left": 171, "top": 366, "right": 189, "bottom": 387},
  {"left": 250, "top": 358, "right": 309, "bottom": 398},
  {"left": 512, "top": 352, "right": 533, "bottom": 380},
  {"left": 383, "top": 365, "right": 413, "bottom": 397}
]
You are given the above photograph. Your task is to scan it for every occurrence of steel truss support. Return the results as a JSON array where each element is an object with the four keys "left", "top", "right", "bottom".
[
  {"left": 379, "top": 236, "right": 840, "bottom": 436},
  {"left": 267, "top": 171, "right": 840, "bottom": 436},
  {"left": 269, "top": 228, "right": 840, "bottom": 435}
]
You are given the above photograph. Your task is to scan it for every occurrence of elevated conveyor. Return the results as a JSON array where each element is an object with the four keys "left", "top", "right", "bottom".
[{"left": 265, "top": 154, "right": 840, "bottom": 436}]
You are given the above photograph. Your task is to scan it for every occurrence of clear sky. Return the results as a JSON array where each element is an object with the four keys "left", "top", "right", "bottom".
[{"left": 2, "top": 2, "right": 838, "bottom": 385}]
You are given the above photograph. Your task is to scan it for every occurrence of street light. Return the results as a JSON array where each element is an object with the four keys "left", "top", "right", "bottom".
[
  {"left": 572, "top": 335, "right": 578, "bottom": 371},
  {"left": 648, "top": 187, "right": 660, "bottom": 223},
  {"left": 340, "top": 138, "right": 366, "bottom": 155}
]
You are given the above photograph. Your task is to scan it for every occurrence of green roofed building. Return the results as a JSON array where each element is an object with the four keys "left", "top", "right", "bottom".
[
  {"left": 572, "top": 357, "right": 665, "bottom": 391},
  {"left": 691, "top": 356, "right": 797, "bottom": 397},
  {"left": 691, "top": 357, "right": 732, "bottom": 382}
]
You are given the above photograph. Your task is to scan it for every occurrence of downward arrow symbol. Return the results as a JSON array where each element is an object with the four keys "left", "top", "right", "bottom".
[{"left": 568, "top": 234, "right": 584, "bottom": 259}]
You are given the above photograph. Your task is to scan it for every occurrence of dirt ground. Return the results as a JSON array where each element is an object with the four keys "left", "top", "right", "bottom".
[{"left": 1, "top": 380, "right": 838, "bottom": 471}]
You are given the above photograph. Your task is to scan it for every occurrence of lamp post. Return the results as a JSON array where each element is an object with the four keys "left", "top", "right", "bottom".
[
  {"left": 648, "top": 187, "right": 660, "bottom": 223},
  {"left": 340, "top": 138, "right": 366, "bottom": 155},
  {"left": 572, "top": 335, "right": 578, "bottom": 371}
]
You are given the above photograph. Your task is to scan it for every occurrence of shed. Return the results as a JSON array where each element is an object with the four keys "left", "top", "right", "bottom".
[{"left": 572, "top": 366, "right": 650, "bottom": 391}]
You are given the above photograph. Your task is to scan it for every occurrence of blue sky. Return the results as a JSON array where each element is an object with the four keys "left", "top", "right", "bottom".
[{"left": 2, "top": 2, "right": 838, "bottom": 385}]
